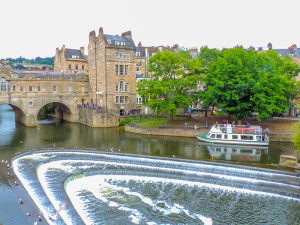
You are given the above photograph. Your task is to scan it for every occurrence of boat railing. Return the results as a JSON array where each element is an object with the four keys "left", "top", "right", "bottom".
[{"left": 214, "top": 124, "right": 263, "bottom": 134}]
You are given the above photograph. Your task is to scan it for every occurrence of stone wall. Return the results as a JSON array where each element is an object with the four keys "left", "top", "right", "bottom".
[{"left": 78, "top": 108, "right": 119, "bottom": 127}]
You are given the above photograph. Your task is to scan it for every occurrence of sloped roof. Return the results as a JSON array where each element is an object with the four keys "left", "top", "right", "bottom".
[
  {"left": 65, "top": 49, "right": 86, "bottom": 60},
  {"left": 104, "top": 34, "right": 132, "bottom": 46},
  {"left": 136, "top": 46, "right": 145, "bottom": 56}
]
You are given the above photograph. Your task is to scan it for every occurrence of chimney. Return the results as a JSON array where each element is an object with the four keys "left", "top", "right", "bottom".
[
  {"left": 122, "top": 30, "right": 132, "bottom": 38},
  {"left": 138, "top": 41, "right": 142, "bottom": 47},
  {"left": 99, "top": 27, "right": 103, "bottom": 34},
  {"left": 267, "top": 43, "right": 272, "bottom": 50},
  {"left": 80, "top": 47, "right": 85, "bottom": 58}
]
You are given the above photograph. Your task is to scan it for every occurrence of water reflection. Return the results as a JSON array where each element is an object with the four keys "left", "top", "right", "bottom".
[{"left": 197, "top": 143, "right": 268, "bottom": 162}]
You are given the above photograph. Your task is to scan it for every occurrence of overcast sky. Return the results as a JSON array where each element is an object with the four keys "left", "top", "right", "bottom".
[{"left": 1, "top": 0, "right": 299, "bottom": 59}]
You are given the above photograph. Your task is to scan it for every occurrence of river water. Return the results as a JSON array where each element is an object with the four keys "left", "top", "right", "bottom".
[{"left": 0, "top": 104, "right": 299, "bottom": 225}]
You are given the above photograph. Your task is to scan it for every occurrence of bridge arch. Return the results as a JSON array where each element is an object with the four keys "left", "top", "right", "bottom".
[
  {"left": 0, "top": 103, "right": 30, "bottom": 126},
  {"left": 36, "top": 101, "right": 78, "bottom": 123}
]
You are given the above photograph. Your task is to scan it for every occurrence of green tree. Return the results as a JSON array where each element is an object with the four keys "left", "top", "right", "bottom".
[
  {"left": 137, "top": 49, "right": 202, "bottom": 121},
  {"left": 202, "top": 47, "right": 298, "bottom": 121}
]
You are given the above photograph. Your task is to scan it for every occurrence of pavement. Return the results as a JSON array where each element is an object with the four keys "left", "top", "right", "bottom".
[{"left": 7, "top": 166, "right": 49, "bottom": 225}]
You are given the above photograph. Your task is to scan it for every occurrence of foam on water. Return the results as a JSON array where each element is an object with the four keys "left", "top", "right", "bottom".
[{"left": 12, "top": 150, "right": 300, "bottom": 225}]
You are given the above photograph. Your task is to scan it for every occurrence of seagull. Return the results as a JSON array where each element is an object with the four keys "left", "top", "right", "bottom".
[
  {"left": 172, "top": 155, "right": 176, "bottom": 158},
  {"left": 19, "top": 199, "right": 23, "bottom": 204},
  {"left": 38, "top": 216, "right": 42, "bottom": 221},
  {"left": 26, "top": 212, "right": 31, "bottom": 216}
]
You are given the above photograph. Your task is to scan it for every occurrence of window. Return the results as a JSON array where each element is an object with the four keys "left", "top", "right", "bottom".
[
  {"left": 125, "top": 84, "right": 128, "bottom": 92},
  {"left": 20, "top": 86, "right": 24, "bottom": 92},
  {"left": 72, "top": 55, "right": 79, "bottom": 59},
  {"left": 125, "top": 96, "right": 128, "bottom": 103},
  {"left": 0, "top": 77, "right": 6, "bottom": 92},
  {"left": 116, "top": 52, "right": 119, "bottom": 58},
  {"left": 115, "top": 84, "right": 118, "bottom": 92},
  {"left": 13, "top": 86, "right": 16, "bottom": 92},
  {"left": 120, "top": 51, "right": 123, "bottom": 58},
  {"left": 140, "top": 60, "right": 142, "bottom": 66},
  {"left": 136, "top": 52, "right": 140, "bottom": 57},
  {"left": 232, "top": 135, "right": 238, "bottom": 140},
  {"left": 68, "top": 86, "right": 71, "bottom": 92},
  {"left": 75, "top": 64, "right": 78, "bottom": 69},
  {"left": 29, "top": 86, "right": 32, "bottom": 92},
  {"left": 216, "top": 134, "right": 222, "bottom": 139},
  {"left": 81, "top": 87, "right": 85, "bottom": 92},
  {"left": 124, "top": 54, "right": 127, "bottom": 59},
  {"left": 115, "top": 65, "right": 119, "bottom": 75},
  {"left": 82, "top": 65, "right": 85, "bottom": 70},
  {"left": 37, "top": 86, "right": 41, "bottom": 92},
  {"left": 120, "top": 65, "right": 124, "bottom": 75},
  {"left": 69, "top": 64, "right": 71, "bottom": 69},
  {"left": 53, "top": 86, "right": 57, "bottom": 92},
  {"left": 127, "top": 54, "right": 130, "bottom": 59},
  {"left": 137, "top": 65, "right": 140, "bottom": 72},
  {"left": 211, "top": 134, "right": 215, "bottom": 138},
  {"left": 116, "top": 96, "right": 119, "bottom": 103},
  {"left": 137, "top": 97, "right": 142, "bottom": 104},
  {"left": 241, "top": 135, "right": 254, "bottom": 140},
  {"left": 257, "top": 136, "right": 262, "bottom": 141},
  {"left": 224, "top": 135, "right": 228, "bottom": 139},
  {"left": 125, "top": 65, "right": 128, "bottom": 75},
  {"left": 108, "top": 40, "right": 111, "bottom": 44},
  {"left": 120, "top": 81, "right": 124, "bottom": 92},
  {"left": 120, "top": 96, "right": 124, "bottom": 103}
]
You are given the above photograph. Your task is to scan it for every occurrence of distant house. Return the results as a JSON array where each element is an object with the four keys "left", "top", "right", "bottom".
[{"left": 54, "top": 46, "right": 88, "bottom": 74}]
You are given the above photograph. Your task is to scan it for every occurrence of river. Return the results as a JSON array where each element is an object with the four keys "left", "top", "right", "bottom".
[{"left": 0, "top": 104, "right": 299, "bottom": 225}]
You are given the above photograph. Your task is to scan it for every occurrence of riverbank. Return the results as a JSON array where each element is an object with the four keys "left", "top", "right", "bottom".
[{"left": 125, "top": 116, "right": 298, "bottom": 143}]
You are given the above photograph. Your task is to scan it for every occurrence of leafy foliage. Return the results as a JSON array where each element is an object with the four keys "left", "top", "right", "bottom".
[
  {"left": 137, "top": 50, "right": 202, "bottom": 120},
  {"left": 2, "top": 57, "right": 54, "bottom": 65},
  {"left": 292, "top": 120, "right": 300, "bottom": 152},
  {"left": 201, "top": 47, "right": 299, "bottom": 120}
]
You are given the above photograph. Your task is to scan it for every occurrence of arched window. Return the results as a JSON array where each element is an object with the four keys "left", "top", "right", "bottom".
[
  {"left": 120, "top": 81, "right": 124, "bottom": 92},
  {"left": 1, "top": 77, "right": 7, "bottom": 92}
]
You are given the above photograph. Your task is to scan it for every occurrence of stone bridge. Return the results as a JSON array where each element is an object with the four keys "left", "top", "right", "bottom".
[{"left": 0, "top": 68, "right": 90, "bottom": 126}]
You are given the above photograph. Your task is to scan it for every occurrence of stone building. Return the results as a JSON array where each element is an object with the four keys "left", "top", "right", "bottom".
[
  {"left": 88, "top": 27, "right": 137, "bottom": 114},
  {"left": 54, "top": 45, "right": 88, "bottom": 74}
]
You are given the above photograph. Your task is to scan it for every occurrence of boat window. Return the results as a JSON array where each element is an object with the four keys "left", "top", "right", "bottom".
[
  {"left": 232, "top": 149, "right": 236, "bottom": 153},
  {"left": 256, "top": 149, "right": 261, "bottom": 154},
  {"left": 241, "top": 135, "right": 254, "bottom": 140},
  {"left": 241, "top": 150, "right": 253, "bottom": 154},
  {"left": 224, "top": 148, "right": 227, "bottom": 152},
  {"left": 232, "top": 135, "right": 238, "bottom": 140},
  {"left": 211, "top": 134, "right": 215, "bottom": 138},
  {"left": 216, "top": 134, "right": 222, "bottom": 139},
  {"left": 224, "top": 135, "right": 228, "bottom": 139},
  {"left": 216, "top": 148, "right": 221, "bottom": 152},
  {"left": 256, "top": 136, "right": 262, "bottom": 141},
  {"left": 207, "top": 134, "right": 211, "bottom": 138}
]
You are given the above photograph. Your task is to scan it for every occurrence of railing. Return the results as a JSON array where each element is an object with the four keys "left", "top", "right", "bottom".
[{"left": 77, "top": 104, "right": 119, "bottom": 115}]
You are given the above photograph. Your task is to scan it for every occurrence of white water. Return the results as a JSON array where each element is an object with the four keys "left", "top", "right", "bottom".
[{"left": 12, "top": 151, "right": 300, "bottom": 225}]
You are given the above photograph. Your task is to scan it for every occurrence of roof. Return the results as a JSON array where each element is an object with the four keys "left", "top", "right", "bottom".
[
  {"left": 274, "top": 48, "right": 295, "bottom": 56},
  {"left": 136, "top": 46, "right": 145, "bottom": 56},
  {"left": 104, "top": 34, "right": 132, "bottom": 46},
  {"left": 65, "top": 49, "right": 86, "bottom": 60},
  {"left": 17, "top": 71, "right": 78, "bottom": 76}
]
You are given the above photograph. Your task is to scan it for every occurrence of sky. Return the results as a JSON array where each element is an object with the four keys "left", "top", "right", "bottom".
[{"left": 1, "top": 0, "right": 299, "bottom": 59}]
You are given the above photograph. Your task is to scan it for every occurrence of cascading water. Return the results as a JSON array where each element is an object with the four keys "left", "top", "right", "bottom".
[{"left": 12, "top": 150, "right": 300, "bottom": 225}]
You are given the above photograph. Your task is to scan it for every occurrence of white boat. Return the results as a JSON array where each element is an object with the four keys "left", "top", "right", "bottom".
[{"left": 196, "top": 124, "right": 269, "bottom": 146}]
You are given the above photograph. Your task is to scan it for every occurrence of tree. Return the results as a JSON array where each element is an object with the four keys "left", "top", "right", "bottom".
[
  {"left": 197, "top": 47, "right": 222, "bottom": 116},
  {"left": 292, "top": 120, "right": 300, "bottom": 152},
  {"left": 202, "top": 47, "right": 298, "bottom": 121},
  {"left": 137, "top": 49, "right": 202, "bottom": 121}
]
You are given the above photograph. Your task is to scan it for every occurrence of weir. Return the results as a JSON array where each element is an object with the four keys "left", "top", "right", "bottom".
[{"left": 12, "top": 150, "right": 300, "bottom": 225}]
